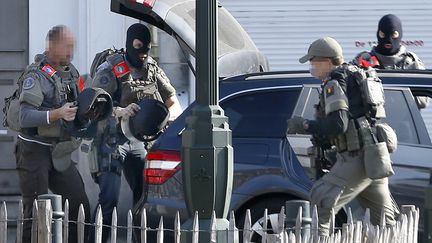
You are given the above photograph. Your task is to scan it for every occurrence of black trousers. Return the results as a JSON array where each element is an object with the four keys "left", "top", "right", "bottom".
[{"left": 15, "top": 138, "right": 90, "bottom": 243}]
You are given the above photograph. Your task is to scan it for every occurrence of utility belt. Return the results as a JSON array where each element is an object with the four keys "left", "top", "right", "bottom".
[
  {"left": 330, "top": 116, "right": 396, "bottom": 179},
  {"left": 331, "top": 116, "right": 379, "bottom": 153}
]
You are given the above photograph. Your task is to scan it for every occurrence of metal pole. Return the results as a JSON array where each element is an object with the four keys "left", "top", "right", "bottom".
[
  {"left": 38, "top": 194, "right": 64, "bottom": 243},
  {"left": 181, "top": 0, "right": 233, "bottom": 241}
]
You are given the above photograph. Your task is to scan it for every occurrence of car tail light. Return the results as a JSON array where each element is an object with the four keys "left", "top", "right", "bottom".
[
  {"left": 145, "top": 150, "right": 181, "bottom": 185},
  {"left": 132, "top": 0, "right": 156, "bottom": 8}
]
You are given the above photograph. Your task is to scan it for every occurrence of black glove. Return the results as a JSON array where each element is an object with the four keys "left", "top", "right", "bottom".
[{"left": 286, "top": 116, "right": 308, "bottom": 134}]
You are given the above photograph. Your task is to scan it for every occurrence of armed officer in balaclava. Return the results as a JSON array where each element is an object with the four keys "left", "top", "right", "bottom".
[{"left": 90, "top": 23, "right": 182, "bottom": 242}]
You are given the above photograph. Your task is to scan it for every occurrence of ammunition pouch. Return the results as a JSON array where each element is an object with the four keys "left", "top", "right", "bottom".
[
  {"left": 375, "top": 122, "right": 398, "bottom": 153},
  {"left": 332, "top": 119, "right": 361, "bottom": 153},
  {"left": 120, "top": 81, "right": 162, "bottom": 107},
  {"left": 51, "top": 138, "right": 81, "bottom": 172},
  {"left": 80, "top": 139, "right": 99, "bottom": 174},
  {"left": 363, "top": 142, "right": 394, "bottom": 179},
  {"left": 38, "top": 121, "right": 63, "bottom": 138}
]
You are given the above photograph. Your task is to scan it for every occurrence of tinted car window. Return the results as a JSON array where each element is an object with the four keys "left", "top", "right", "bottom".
[
  {"left": 222, "top": 88, "right": 301, "bottom": 138},
  {"left": 302, "top": 88, "right": 419, "bottom": 144},
  {"left": 385, "top": 90, "right": 419, "bottom": 144},
  {"left": 419, "top": 99, "right": 432, "bottom": 141}
]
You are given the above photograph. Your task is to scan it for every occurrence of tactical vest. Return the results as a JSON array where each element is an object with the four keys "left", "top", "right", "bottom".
[
  {"left": 3, "top": 54, "right": 79, "bottom": 140},
  {"left": 318, "top": 64, "right": 386, "bottom": 152},
  {"left": 105, "top": 53, "right": 163, "bottom": 107}
]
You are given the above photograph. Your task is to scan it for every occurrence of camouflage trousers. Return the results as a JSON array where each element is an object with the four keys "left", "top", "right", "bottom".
[{"left": 310, "top": 151, "right": 399, "bottom": 236}]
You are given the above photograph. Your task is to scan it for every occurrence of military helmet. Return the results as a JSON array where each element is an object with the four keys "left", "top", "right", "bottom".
[
  {"left": 121, "top": 99, "right": 170, "bottom": 143},
  {"left": 75, "top": 87, "right": 113, "bottom": 129}
]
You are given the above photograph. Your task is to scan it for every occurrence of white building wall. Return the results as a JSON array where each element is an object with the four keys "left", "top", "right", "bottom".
[
  {"left": 220, "top": 0, "right": 432, "bottom": 71},
  {"left": 29, "top": 0, "right": 137, "bottom": 75}
]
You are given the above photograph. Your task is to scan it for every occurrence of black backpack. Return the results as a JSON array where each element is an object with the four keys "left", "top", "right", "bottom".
[{"left": 89, "top": 48, "right": 125, "bottom": 79}]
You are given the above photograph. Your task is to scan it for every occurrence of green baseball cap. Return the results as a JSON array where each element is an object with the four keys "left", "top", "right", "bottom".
[{"left": 299, "top": 37, "right": 343, "bottom": 63}]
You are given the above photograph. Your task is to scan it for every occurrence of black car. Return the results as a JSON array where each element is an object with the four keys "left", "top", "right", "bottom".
[{"left": 131, "top": 70, "right": 432, "bottom": 242}]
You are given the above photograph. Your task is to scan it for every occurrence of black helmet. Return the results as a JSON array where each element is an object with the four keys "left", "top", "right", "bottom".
[
  {"left": 121, "top": 99, "right": 170, "bottom": 142},
  {"left": 74, "top": 87, "right": 113, "bottom": 129}
]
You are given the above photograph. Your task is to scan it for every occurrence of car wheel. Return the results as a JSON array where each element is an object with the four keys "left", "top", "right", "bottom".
[{"left": 236, "top": 197, "right": 289, "bottom": 242}]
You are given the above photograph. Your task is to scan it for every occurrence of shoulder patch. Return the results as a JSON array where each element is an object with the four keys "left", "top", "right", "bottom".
[
  {"left": 99, "top": 76, "right": 110, "bottom": 85},
  {"left": 326, "top": 86, "right": 335, "bottom": 97},
  {"left": 22, "top": 77, "right": 35, "bottom": 90}
]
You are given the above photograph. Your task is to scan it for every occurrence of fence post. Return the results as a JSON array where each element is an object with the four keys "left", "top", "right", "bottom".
[
  {"left": 77, "top": 204, "right": 86, "bottom": 243},
  {"left": 127, "top": 210, "right": 133, "bottom": 243},
  {"left": 31, "top": 200, "right": 38, "bottom": 243},
  {"left": 175, "top": 212, "right": 181, "bottom": 243},
  {"left": 17, "top": 200, "right": 23, "bottom": 243},
  {"left": 110, "top": 207, "right": 117, "bottom": 243},
  {"left": 228, "top": 211, "right": 238, "bottom": 243},
  {"left": 38, "top": 194, "right": 63, "bottom": 243},
  {"left": 95, "top": 205, "right": 102, "bottom": 243},
  {"left": 37, "top": 199, "right": 52, "bottom": 243},
  {"left": 141, "top": 208, "right": 147, "bottom": 243},
  {"left": 63, "top": 200, "right": 69, "bottom": 243},
  {"left": 243, "top": 209, "right": 252, "bottom": 243},
  {"left": 0, "top": 201, "right": 7, "bottom": 243},
  {"left": 286, "top": 200, "right": 311, "bottom": 241}
]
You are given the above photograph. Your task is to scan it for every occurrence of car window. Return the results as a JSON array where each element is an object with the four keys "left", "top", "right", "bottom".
[
  {"left": 222, "top": 89, "right": 301, "bottom": 138},
  {"left": 384, "top": 90, "right": 419, "bottom": 144},
  {"left": 418, "top": 98, "right": 432, "bottom": 141},
  {"left": 302, "top": 88, "right": 419, "bottom": 144}
]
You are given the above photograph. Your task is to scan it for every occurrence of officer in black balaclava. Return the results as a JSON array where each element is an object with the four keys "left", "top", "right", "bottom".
[
  {"left": 375, "top": 14, "right": 403, "bottom": 56},
  {"left": 352, "top": 14, "right": 425, "bottom": 70},
  {"left": 125, "top": 23, "right": 152, "bottom": 68},
  {"left": 89, "top": 22, "right": 183, "bottom": 243},
  {"left": 352, "top": 14, "right": 427, "bottom": 107}
]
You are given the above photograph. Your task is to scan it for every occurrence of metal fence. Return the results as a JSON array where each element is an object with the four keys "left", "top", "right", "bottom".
[{"left": 0, "top": 199, "right": 419, "bottom": 243}]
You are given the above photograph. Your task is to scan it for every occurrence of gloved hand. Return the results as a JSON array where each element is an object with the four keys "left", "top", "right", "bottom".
[
  {"left": 113, "top": 103, "right": 140, "bottom": 120},
  {"left": 286, "top": 116, "right": 308, "bottom": 134}
]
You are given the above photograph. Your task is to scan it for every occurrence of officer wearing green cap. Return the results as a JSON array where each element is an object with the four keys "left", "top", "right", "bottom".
[{"left": 287, "top": 37, "right": 398, "bottom": 236}]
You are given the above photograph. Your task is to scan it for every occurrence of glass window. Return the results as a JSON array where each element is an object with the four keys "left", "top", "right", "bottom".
[
  {"left": 301, "top": 89, "right": 419, "bottom": 144},
  {"left": 418, "top": 97, "right": 432, "bottom": 141},
  {"left": 385, "top": 90, "right": 419, "bottom": 144},
  {"left": 302, "top": 88, "right": 320, "bottom": 120},
  {"left": 222, "top": 89, "right": 301, "bottom": 138}
]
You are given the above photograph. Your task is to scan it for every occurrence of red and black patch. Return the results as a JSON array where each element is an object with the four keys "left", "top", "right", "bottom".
[
  {"left": 41, "top": 64, "right": 57, "bottom": 77},
  {"left": 112, "top": 61, "right": 130, "bottom": 78}
]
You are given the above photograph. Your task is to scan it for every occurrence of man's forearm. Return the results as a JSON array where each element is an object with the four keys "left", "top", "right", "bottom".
[{"left": 307, "top": 110, "right": 349, "bottom": 136}]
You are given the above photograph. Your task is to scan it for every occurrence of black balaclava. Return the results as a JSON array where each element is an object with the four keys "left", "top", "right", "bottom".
[
  {"left": 375, "top": 14, "right": 403, "bottom": 56},
  {"left": 126, "top": 23, "right": 151, "bottom": 68}
]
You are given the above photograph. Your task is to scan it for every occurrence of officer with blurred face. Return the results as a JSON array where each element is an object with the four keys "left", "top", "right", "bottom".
[
  {"left": 15, "top": 25, "right": 90, "bottom": 242},
  {"left": 352, "top": 14, "right": 427, "bottom": 108},
  {"left": 287, "top": 37, "right": 398, "bottom": 237},
  {"left": 90, "top": 23, "right": 182, "bottom": 242}
]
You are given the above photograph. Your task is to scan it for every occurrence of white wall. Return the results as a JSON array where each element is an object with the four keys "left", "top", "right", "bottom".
[
  {"left": 221, "top": 0, "right": 432, "bottom": 71},
  {"left": 29, "top": 0, "right": 138, "bottom": 74}
]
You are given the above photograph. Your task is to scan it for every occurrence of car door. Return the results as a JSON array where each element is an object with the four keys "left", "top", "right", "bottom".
[{"left": 110, "top": 0, "right": 269, "bottom": 78}]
